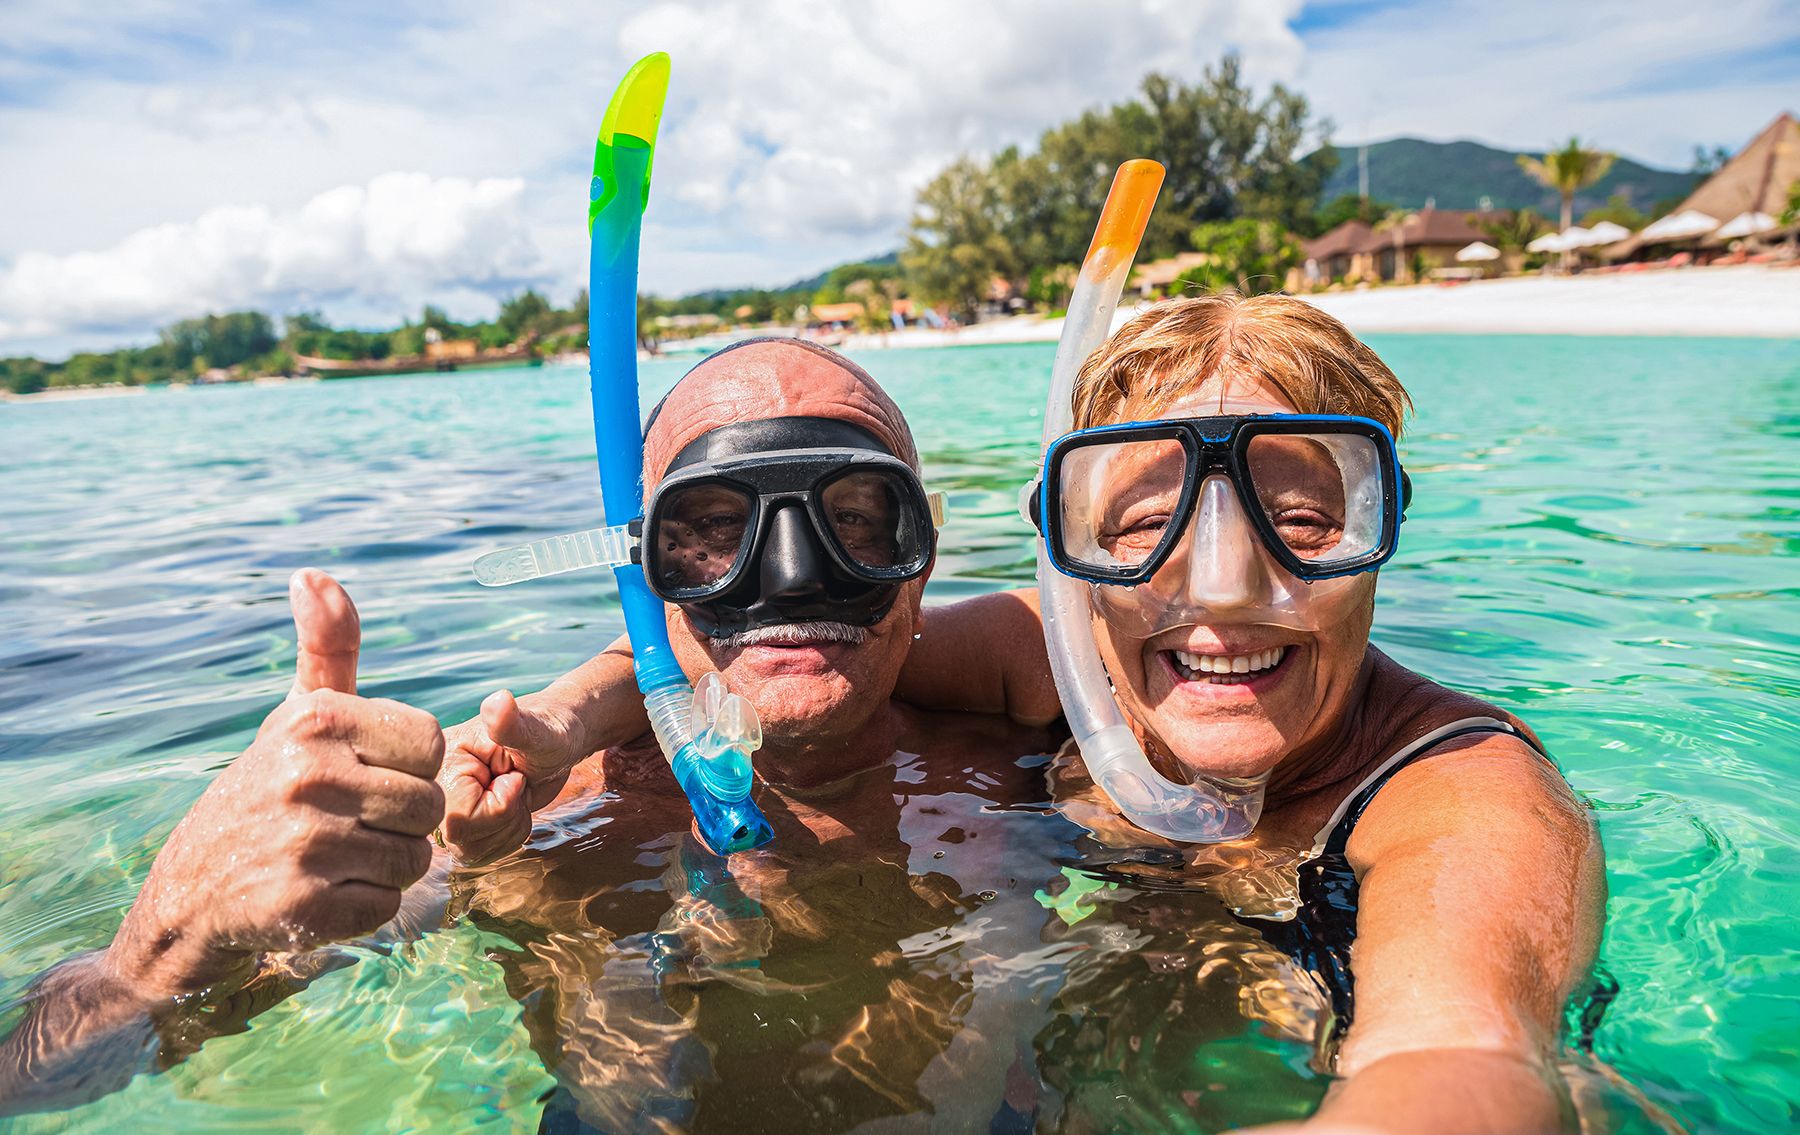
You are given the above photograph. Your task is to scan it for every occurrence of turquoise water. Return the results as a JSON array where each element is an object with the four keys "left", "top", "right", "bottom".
[{"left": 1, "top": 337, "right": 1796, "bottom": 1132}]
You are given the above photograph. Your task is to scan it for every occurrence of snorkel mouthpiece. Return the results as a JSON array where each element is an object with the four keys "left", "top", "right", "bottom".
[
  {"left": 1034, "top": 159, "right": 1268, "bottom": 843},
  {"left": 587, "top": 54, "right": 771, "bottom": 855}
]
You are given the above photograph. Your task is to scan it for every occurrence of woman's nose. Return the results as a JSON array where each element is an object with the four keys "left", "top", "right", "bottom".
[{"left": 1181, "top": 475, "right": 1272, "bottom": 609}]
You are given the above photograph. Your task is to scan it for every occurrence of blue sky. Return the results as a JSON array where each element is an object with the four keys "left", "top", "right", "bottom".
[{"left": 2, "top": 0, "right": 1795, "bottom": 357}]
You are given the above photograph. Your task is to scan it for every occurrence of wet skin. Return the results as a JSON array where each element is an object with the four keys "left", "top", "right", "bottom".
[
  {"left": 461, "top": 707, "right": 1060, "bottom": 1132},
  {"left": 1084, "top": 387, "right": 1378, "bottom": 787}
]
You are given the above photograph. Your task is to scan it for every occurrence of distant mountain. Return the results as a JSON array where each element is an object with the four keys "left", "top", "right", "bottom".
[
  {"left": 1317, "top": 138, "right": 1700, "bottom": 216},
  {"left": 781, "top": 250, "right": 900, "bottom": 295}
]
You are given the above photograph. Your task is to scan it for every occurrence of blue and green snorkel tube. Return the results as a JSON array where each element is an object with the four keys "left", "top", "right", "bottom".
[{"left": 581, "top": 53, "right": 772, "bottom": 854}]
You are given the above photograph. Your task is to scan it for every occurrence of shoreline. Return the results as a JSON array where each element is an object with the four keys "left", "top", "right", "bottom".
[
  {"left": 8, "top": 264, "right": 1796, "bottom": 404},
  {"left": 1, "top": 373, "right": 314, "bottom": 404}
]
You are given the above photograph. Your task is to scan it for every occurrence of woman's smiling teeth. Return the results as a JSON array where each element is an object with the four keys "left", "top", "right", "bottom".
[{"left": 1170, "top": 647, "right": 1288, "bottom": 683}]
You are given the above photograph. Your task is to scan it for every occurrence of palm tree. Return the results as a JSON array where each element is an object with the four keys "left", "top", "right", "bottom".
[
  {"left": 1518, "top": 138, "right": 1616, "bottom": 270},
  {"left": 1518, "top": 138, "right": 1618, "bottom": 232},
  {"left": 1782, "top": 179, "right": 1800, "bottom": 255}
]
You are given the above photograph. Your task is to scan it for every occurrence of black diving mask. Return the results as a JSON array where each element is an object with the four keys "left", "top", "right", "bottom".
[
  {"left": 646, "top": 417, "right": 941, "bottom": 637},
  {"left": 468, "top": 416, "right": 941, "bottom": 636}
]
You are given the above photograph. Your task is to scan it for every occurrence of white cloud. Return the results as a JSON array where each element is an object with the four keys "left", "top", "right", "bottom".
[
  {"left": 616, "top": 0, "right": 1305, "bottom": 242},
  {"left": 0, "top": 173, "right": 543, "bottom": 344},
  {"left": 0, "top": 1, "right": 1305, "bottom": 352},
  {"left": 1, "top": 0, "right": 1792, "bottom": 354}
]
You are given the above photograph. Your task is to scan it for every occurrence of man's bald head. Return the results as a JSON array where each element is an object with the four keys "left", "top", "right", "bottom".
[{"left": 644, "top": 339, "right": 919, "bottom": 487}]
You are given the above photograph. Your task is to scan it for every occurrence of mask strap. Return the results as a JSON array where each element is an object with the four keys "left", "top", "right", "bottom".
[
  {"left": 476, "top": 485, "right": 944, "bottom": 583},
  {"left": 473, "top": 521, "right": 640, "bottom": 586}
]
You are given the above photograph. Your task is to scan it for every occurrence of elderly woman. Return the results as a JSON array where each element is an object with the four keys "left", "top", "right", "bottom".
[{"left": 901, "top": 293, "right": 1606, "bottom": 1133}]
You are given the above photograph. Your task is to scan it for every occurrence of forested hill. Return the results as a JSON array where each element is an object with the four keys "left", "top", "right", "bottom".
[{"left": 1317, "top": 138, "right": 1700, "bottom": 214}]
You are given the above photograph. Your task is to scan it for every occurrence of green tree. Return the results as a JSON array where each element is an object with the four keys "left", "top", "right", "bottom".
[
  {"left": 1517, "top": 138, "right": 1617, "bottom": 233},
  {"left": 1173, "top": 219, "right": 1303, "bottom": 296},
  {"left": 1691, "top": 145, "right": 1732, "bottom": 177},
  {"left": 902, "top": 55, "right": 1333, "bottom": 302},
  {"left": 161, "top": 311, "right": 277, "bottom": 371},
  {"left": 902, "top": 156, "right": 1016, "bottom": 322},
  {"left": 0, "top": 357, "right": 52, "bottom": 395},
  {"left": 285, "top": 311, "right": 330, "bottom": 336},
  {"left": 1025, "top": 264, "right": 1077, "bottom": 312},
  {"left": 1313, "top": 193, "right": 1397, "bottom": 234},
  {"left": 389, "top": 323, "right": 428, "bottom": 357},
  {"left": 1476, "top": 208, "right": 1551, "bottom": 273},
  {"left": 813, "top": 260, "right": 903, "bottom": 306},
  {"left": 496, "top": 289, "right": 553, "bottom": 342},
  {"left": 1139, "top": 60, "right": 1335, "bottom": 235}
]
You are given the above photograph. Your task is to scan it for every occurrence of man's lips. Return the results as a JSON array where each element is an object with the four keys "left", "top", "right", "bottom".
[{"left": 721, "top": 635, "right": 856, "bottom": 674}]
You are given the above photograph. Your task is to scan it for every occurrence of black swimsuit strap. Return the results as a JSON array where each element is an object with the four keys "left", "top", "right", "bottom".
[{"left": 1318, "top": 719, "right": 1549, "bottom": 858}]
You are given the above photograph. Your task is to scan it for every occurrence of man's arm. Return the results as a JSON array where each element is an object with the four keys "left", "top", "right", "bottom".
[
  {"left": 0, "top": 571, "right": 445, "bottom": 1115},
  {"left": 437, "top": 587, "right": 1062, "bottom": 861},
  {"left": 893, "top": 589, "right": 1061, "bottom": 726},
  {"left": 1313, "top": 735, "right": 1606, "bottom": 1133}
]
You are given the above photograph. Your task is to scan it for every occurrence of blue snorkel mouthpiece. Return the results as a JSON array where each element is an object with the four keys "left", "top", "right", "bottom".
[{"left": 586, "top": 53, "right": 772, "bottom": 855}]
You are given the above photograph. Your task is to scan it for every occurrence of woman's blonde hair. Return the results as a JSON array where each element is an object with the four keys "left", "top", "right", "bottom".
[{"left": 1071, "top": 293, "right": 1412, "bottom": 437}]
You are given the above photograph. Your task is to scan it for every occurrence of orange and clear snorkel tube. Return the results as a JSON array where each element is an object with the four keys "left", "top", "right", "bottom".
[{"left": 1032, "top": 160, "right": 1267, "bottom": 842}]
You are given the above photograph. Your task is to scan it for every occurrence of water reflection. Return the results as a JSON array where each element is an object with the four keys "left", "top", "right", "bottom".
[
  {"left": 3, "top": 338, "right": 1798, "bottom": 1131},
  {"left": 437, "top": 730, "right": 1354, "bottom": 1133}
]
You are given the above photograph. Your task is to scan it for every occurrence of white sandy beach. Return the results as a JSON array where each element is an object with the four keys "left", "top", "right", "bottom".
[
  {"left": 1297, "top": 263, "right": 1800, "bottom": 339},
  {"left": 827, "top": 263, "right": 1800, "bottom": 351}
]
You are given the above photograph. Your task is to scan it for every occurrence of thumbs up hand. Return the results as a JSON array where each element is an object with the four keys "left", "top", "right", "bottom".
[{"left": 104, "top": 570, "right": 446, "bottom": 1001}]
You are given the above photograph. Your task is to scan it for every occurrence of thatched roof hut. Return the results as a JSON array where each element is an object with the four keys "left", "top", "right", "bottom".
[{"left": 1614, "top": 112, "right": 1800, "bottom": 256}]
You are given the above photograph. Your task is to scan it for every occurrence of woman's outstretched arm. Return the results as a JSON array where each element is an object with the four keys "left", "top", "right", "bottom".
[{"left": 1313, "top": 731, "right": 1607, "bottom": 1133}]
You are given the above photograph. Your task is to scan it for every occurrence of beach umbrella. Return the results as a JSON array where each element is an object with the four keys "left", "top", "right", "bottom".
[
  {"left": 1557, "top": 225, "right": 1594, "bottom": 248},
  {"left": 1526, "top": 231, "right": 1567, "bottom": 253},
  {"left": 1639, "top": 209, "right": 1720, "bottom": 242},
  {"left": 1582, "top": 221, "right": 1632, "bottom": 246},
  {"left": 1713, "top": 211, "right": 1777, "bottom": 239},
  {"left": 1455, "top": 241, "right": 1501, "bottom": 262}
]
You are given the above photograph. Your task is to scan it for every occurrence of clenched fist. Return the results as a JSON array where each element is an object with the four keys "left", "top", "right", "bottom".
[
  {"left": 438, "top": 688, "right": 587, "bottom": 866},
  {"left": 105, "top": 569, "right": 445, "bottom": 1000}
]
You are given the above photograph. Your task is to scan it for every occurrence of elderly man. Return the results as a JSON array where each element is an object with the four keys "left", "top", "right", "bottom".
[
  {"left": 0, "top": 340, "right": 1060, "bottom": 1130},
  {"left": 437, "top": 337, "right": 1053, "bottom": 860},
  {"left": 436, "top": 338, "right": 1062, "bottom": 1129}
]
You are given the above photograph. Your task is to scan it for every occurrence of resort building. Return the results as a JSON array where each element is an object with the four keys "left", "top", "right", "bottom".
[
  {"left": 806, "top": 302, "right": 866, "bottom": 330},
  {"left": 1300, "top": 220, "right": 1372, "bottom": 284},
  {"left": 1130, "top": 251, "right": 1212, "bottom": 297},
  {"left": 1300, "top": 209, "right": 1504, "bottom": 286},
  {"left": 1355, "top": 208, "right": 1504, "bottom": 283},
  {"left": 423, "top": 337, "right": 479, "bottom": 363}
]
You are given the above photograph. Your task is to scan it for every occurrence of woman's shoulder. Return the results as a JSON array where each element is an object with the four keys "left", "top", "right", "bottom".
[{"left": 1346, "top": 652, "right": 1586, "bottom": 866}]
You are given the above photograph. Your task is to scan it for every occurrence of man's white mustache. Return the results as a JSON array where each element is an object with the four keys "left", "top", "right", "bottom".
[{"left": 716, "top": 622, "right": 870, "bottom": 649}]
